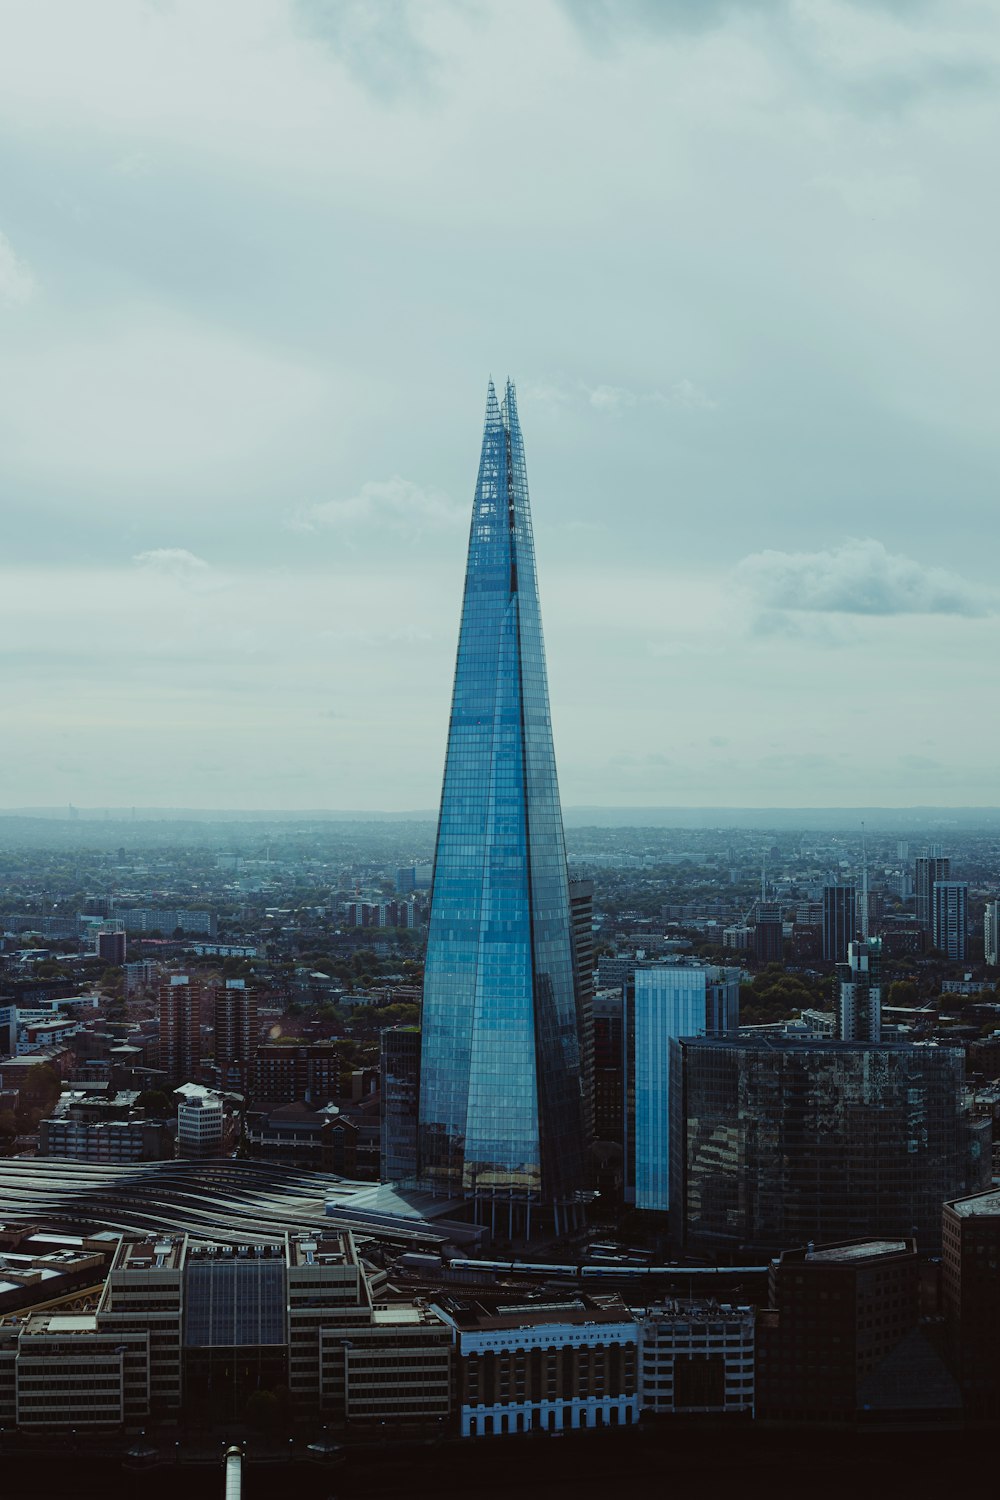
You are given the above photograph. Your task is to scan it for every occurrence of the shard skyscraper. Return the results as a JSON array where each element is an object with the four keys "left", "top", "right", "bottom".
[{"left": 417, "top": 379, "right": 585, "bottom": 1234}]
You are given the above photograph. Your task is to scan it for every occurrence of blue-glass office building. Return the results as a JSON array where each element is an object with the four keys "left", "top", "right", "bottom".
[
  {"left": 417, "top": 380, "right": 584, "bottom": 1229},
  {"left": 624, "top": 965, "right": 739, "bottom": 1214}
]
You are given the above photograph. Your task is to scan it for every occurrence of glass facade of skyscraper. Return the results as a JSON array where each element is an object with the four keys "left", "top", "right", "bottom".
[
  {"left": 624, "top": 965, "right": 739, "bottom": 1213},
  {"left": 417, "top": 380, "right": 584, "bottom": 1217},
  {"left": 669, "top": 1037, "right": 990, "bottom": 1254}
]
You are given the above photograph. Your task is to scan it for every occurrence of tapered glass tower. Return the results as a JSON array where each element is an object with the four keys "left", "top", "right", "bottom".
[{"left": 417, "top": 379, "right": 585, "bottom": 1227}]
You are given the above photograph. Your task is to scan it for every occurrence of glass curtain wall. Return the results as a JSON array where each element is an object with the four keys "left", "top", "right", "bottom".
[{"left": 417, "top": 380, "right": 584, "bottom": 1219}]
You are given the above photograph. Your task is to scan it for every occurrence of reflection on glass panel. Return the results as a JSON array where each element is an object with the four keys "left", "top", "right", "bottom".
[
  {"left": 184, "top": 1257, "right": 285, "bottom": 1347},
  {"left": 670, "top": 1037, "right": 984, "bottom": 1254}
]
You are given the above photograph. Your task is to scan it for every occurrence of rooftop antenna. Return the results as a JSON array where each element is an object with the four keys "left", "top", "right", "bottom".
[{"left": 859, "top": 821, "right": 869, "bottom": 941}]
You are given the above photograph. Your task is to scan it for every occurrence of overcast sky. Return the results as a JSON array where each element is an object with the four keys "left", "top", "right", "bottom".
[{"left": 2, "top": 0, "right": 999, "bottom": 811}]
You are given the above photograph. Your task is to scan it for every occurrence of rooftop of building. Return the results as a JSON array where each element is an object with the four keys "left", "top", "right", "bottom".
[
  {"left": 371, "top": 1304, "right": 444, "bottom": 1328},
  {"left": 255, "top": 1040, "right": 341, "bottom": 1054},
  {"left": 0, "top": 1051, "right": 64, "bottom": 1071},
  {"left": 0, "top": 1247, "right": 104, "bottom": 1298},
  {"left": 636, "top": 1299, "right": 755, "bottom": 1323},
  {"left": 49, "top": 1088, "right": 141, "bottom": 1113},
  {"left": 0, "top": 1161, "right": 454, "bottom": 1249},
  {"left": 779, "top": 1238, "right": 914, "bottom": 1266},
  {"left": 593, "top": 989, "right": 624, "bottom": 1011},
  {"left": 678, "top": 1035, "right": 953, "bottom": 1053},
  {"left": 251, "top": 1100, "right": 338, "bottom": 1123},
  {"left": 112, "top": 1236, "right": 186, "bottom": 1272},
  {"left": 186, "top": 1239, "right": 285, "bottom": 1264},
  {"left": 946, "top": 1187, "right": 1000, "bottom": 1218},
  {"left": 807, "top": 1239, "right": 911, "bottom": 1263},
  {"left": 289, "top": 1231, "right": 355, "bottom": 1269},
  {"left": 435, "top": 1292, "right": 633, "bottom": 1332},
  {"left": 20, "top": 1312, "right": 99, "bottom": 1335}
]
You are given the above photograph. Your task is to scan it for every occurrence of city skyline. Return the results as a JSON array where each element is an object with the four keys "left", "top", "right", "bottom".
[
  {"left": 4, "top": 1, "right": 1000, "bottom": 810},
  {"left": 4, "top": 1, "right": 1000, "bottom": 1477}
]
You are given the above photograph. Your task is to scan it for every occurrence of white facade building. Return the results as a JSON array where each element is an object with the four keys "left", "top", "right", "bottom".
[
  {"left": 436, "top": 1304, "right": 639, "bottom": 1438},
  {"left": 124, "top": 960, "right": 159, "bottom": 996},
  {"left": 985, "top": 900, "right": 1000, "bottom": 968},
  {"left": 176, "top": 1093, "right": 225, "bottom": 1158}
]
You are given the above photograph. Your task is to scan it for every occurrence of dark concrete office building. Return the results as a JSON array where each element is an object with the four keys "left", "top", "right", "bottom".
[
  {"left": 569, "top": 878, "right": 595, "bottom": 1147},
  {"left": 592, "top": 989, "right": 625, "bottom": 1144},
  {"left": 755, "top": 1239, "right": 961, "bottom": 1421},
  {"left": 942, "top": 1187, "right": 1000, "bottom": 1416},
  {"left": 380, "top": 1026, "right": 421, "bottom": 1183}
]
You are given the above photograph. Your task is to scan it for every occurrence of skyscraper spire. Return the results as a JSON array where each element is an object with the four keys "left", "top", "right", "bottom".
[{"left": 417, "top": 379, "right": 585, "bottom": 1231}]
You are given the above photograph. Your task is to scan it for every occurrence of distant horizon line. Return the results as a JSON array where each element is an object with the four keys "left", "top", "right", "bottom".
[{"left": 3, "top": 803, "right": 1000, "bottom": 826}]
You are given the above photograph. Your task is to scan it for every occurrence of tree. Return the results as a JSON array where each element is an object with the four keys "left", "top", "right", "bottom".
[
  {"left": 34, "top": 960, "right": 68, "bottom": 978},
  {"left": 375, "top": 1004, "right": 420, "bottom": 1028}
]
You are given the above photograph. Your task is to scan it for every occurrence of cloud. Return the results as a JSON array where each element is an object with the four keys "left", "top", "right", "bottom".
[
  {"left": 521, "top": 381, "right": 577, "bottom": 407},
  {"left": 748, "top": 610, "right": 860, "bottom": 647},
  {"left": 292, "top": 0, "right": 441, "bottom": 98},
  {"left": 528, "top": 379, "right": 716, "bottom": 412},
  {"left": 0, "top": 231, "right": 35, "bottom": 306},
  {"left": 288, "top": 477, "right": 464, "bottom": 537},
  {"left": 588, "top": 381, "right": 716, "bottom": 411},
  {"left": 561, "top": 0, "right": 779, "bottom": 43},
  {"left": 588, "top": 384, "right": 647, "bottom": 410},
  {"left": 813, "top": 170, "right": 922, "bottom": 221},
  {"left": 668, "top": 378, "right": 717, "bottom": 411},
  {"left": 132, "top": 548, "right": 210, "bottom": 577},
  {"left": 0, "top": 314, "right": 338, "bottom": 505},
  {"left": 737, "top": 538, "right": 993, "bottom": 617}
]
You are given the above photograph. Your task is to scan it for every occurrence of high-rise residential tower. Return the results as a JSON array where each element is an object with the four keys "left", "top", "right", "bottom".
[
  {"left": 985, "top": 900, "right": 1000, "bottom": 968},
  {"left": 933, "top": 880, "right": 969, "bottom": 961},
  {"left": 417, "top": 380, "right": 585, "bottom": 1233},
  {"left": 213, "top": 978, "right": 258, "bottom": 1091},
  {"left": 838, "top": 937, "right": 882, "bottom": 1042},
  {"left": 158, "top": 975, "right": 204, "bottom": 1087},
  {"left": 915, "top": 855, "right": 950, "bottom": 933},
  {"left": 822, "top": 884, "right": 856, "bottom": 964}
]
